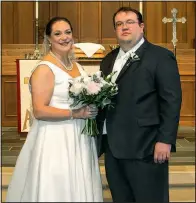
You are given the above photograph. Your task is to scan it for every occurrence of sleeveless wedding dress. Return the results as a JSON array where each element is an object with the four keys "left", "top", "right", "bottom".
[{"left": 6, "top": 61, "right": 103, "bottom": 202}]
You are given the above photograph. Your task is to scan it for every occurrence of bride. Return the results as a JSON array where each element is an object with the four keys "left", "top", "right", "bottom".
[{"left": 6, "top": 16, "right": 103, "bottom": 202}]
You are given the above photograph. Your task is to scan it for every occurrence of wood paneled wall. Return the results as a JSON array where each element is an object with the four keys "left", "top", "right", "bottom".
[
  {"left": 180, "top": 75, "right": 195, "bottom": 126},
  {"left": 2, "top": 1, "right": 195, "bottom": 48},
  {"left": 2, "top": 76, "right": 18, "bottom": 126},
  {"left": 1, "top": 1, "right": 195, "bottom": 128}
]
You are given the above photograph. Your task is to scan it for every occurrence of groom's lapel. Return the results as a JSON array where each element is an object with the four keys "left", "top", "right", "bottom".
[
  {"left": 116, "top": 40, "right": 149, "bottom": 83},
  {"left": 105, "top": 48, "right": 119, "bottom": 76}
]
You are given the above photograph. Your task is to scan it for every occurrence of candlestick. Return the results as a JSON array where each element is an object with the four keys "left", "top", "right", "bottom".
[
  {"left": 35, "top": 1, "right": 38, "bottom": 19},
  {"left": 139, "top": 1, "right": 143, "bottom": 15},
  {"left": 24, "top": 0, "right": 43, "bottom": 59}
]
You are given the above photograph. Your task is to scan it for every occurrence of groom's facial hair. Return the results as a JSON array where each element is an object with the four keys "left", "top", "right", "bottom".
[
  {"left": 118, "top": 39, "right": 132, "bottom": 45},
  {"left": 118, "top": 34, "right": 143, "bottom": 50}
]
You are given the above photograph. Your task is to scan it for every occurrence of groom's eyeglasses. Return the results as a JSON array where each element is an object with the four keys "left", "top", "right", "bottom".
[{"left": 115, "top": 20, "right": 139, "bottom": 29}]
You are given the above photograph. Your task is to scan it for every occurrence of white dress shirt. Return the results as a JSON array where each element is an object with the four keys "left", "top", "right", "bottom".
[{"left": 102, "top": 37, "right": 145, "bottom": 134}]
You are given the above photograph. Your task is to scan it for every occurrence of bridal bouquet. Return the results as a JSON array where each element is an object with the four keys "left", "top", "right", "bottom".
[{"left": 69, "top": 71, "right": 118, "bottom": 136}]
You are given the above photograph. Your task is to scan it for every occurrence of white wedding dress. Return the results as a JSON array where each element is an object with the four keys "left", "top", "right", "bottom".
[{"left": 6, "top": 61, "right": 103, "bottom": 202}]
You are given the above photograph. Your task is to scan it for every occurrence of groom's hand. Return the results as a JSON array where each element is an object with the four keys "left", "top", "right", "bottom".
[{"left": 154, "top": 142, "right": 171, "bottom": 164}]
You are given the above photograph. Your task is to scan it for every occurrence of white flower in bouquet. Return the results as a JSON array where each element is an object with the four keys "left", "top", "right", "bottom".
[
  {"left": 99, "top": 77, "right": 109, "bottom": 85},
  {"left": 83, "top": 76, "right": 91, "bottom": 84},
  {"left": 69, "top": 81, "right": 84, "bottom": 96},
  {"left": 94, "top": 71, "right": 102, "bottom": 78}
]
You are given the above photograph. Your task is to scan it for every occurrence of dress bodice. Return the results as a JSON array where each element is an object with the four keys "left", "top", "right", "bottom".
[{"left": 30, "top": 61, "right": 85, "bottom": 109}]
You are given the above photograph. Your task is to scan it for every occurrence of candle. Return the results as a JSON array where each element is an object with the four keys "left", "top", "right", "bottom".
[
  {"left": 139, "top": 1, "right": 143, "bottom": 15},
  {"left": 35, "top": 0, "right": 38, "bottom": 19}
]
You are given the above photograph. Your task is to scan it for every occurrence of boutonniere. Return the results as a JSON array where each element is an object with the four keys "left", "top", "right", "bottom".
[{"left": 129, "top": 52, "right": 140, "bottom": 62}]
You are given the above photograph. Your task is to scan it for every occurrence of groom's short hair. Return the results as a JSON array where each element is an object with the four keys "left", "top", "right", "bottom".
[{"left": 113, "top": 7, "right": 144, "bottom": 29}]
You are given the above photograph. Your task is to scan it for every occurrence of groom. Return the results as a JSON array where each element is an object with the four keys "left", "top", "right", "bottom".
[{"left": 97, "top": 6, "right": 182, "bottom": 202}]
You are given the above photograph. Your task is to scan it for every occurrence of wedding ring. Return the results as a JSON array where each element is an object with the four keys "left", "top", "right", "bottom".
[{"left": 158, "top": 160, "right": 164, "bottom": 164}]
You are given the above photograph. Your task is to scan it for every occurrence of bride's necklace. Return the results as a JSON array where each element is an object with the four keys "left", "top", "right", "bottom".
[{"left": 49, "top": 51, "right": 73, "bottom": 71}]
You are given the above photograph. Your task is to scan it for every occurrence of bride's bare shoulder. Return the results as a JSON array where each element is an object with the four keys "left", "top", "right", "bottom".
[{"left": 32, "top": 55, "right": 54, "bottom": 76}]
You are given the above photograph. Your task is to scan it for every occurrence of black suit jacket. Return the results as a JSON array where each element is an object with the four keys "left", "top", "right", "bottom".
[{"left": 97, "top": 39, "right": 182, "bottom": 159}]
